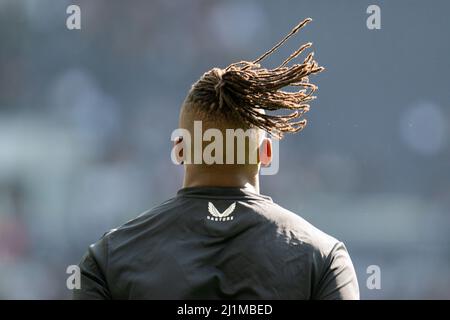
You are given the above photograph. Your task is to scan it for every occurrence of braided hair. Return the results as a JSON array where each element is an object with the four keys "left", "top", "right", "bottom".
[{"left": 184, "top": 18, "right": 324, "bottom": 139}]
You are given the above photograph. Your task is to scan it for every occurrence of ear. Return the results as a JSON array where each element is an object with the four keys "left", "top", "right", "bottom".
[
  {"left": 173, "top": 136, "right": 184, "bottom": 165},
  {"left": 259, "top": 137, "right": 272, "bottom": 167}
]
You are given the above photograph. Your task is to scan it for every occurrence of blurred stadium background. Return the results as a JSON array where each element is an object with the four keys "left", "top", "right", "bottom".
[{"left": 0, "top": 0, "right": 449, "bottom": 299}]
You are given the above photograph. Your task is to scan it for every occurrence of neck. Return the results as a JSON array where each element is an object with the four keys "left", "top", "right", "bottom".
[{"left": 183, "top": 166, "right": 260, "bottom": 193}]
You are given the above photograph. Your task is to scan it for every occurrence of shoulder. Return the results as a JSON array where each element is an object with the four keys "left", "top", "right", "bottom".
[
  {"left": 257, "top": 201, "right": 341, "bottom": 258},
  {"left": 258, "top": 201, "right": 359, "bottom": 299},
  {"left": 88, "top": 196, "right": 180, "bottom": 258}
]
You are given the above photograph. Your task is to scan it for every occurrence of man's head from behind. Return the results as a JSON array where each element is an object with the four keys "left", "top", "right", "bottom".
[{"left": 174, "top": 18, "right": 324, "bottom": 188}]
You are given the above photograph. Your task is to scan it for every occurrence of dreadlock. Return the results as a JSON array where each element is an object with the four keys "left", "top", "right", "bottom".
[{"left": 185, "top": 18, "right": 324, "bottom": 139}]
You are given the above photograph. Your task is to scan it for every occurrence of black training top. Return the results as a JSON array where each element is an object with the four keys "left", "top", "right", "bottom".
[{"left": 73, "top": 187, "right": 359, "bottom": 300}]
